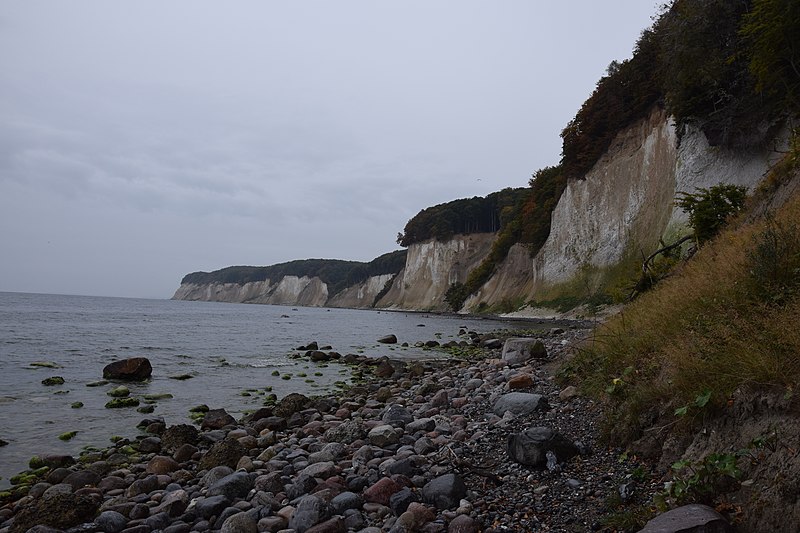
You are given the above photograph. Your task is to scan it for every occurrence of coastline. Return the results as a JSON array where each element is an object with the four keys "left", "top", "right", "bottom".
[{"left": 0, "top": 322, "right": 662, "bottom": 532}]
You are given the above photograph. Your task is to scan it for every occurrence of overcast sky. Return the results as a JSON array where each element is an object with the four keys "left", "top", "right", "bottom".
[{"left": 0, "top": 1, "right": 659, "bottom": 299}]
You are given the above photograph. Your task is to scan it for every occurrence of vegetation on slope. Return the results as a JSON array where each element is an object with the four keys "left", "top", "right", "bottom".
[
  {"left": 181, "top": 250, "right": 407, "bottom": 298},
  {"left": 396, "top": 188, "right": 526, "bottom": 247},
  {"left": 560, "top": 151, "right": 800, "bottom": 444}
]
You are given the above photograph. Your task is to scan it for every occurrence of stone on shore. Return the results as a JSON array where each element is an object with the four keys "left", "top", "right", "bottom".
[
  {"left": 422, "top": 473, "right": 467, "bottom": 509},
  {"left": 638, "top": 504, "right": 732, "bottom": 533},
  {"left": 8, "top": 492, "right": 99, "bottom": 533},
  {"left": 377, "top": 334, "right": 398, "bottom": 344},
  {"left": 492, "top": 392, "right": 549, "bottom": 416},
  {"left": 507, "top": 427, "right": 579, "bottom": 467},
  {"left": 201, "top": 408, "right": 236, "bottom": 430},
  {"left": 502, "top": 338, "right": 547, "bottom": 365},
  {"left": 102, "top": 357, "right": 152, "bottom": 381}
]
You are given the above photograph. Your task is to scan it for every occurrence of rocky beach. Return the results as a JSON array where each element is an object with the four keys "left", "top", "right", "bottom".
[{"left": 0, "top": 324, "right": 728, "bottom": 533}]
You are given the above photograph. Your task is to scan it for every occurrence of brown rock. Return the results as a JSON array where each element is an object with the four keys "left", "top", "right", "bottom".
[
  {"left": 363, "top": 477, "right": 402, "bottom": 506},
  {"left": 200, "top": 408, "right": 236, "bottom": 430},
  {"left": 102, "top": 357, "right": 152, "bottom": 381},
  {"left": 397, "top": 502, "right": 436, "bottom": 531},
  {"left": 199, "top": 438, "right": 246, "bottom": 470},
  {"left": 449, "top": 514, "right": 481, "bottom": 533},
  {"left": 508, "top": 373, "right": 535, "bottom": 390},
  {"left": 146, "top": 455, "right": 181, "bottom": 474}
]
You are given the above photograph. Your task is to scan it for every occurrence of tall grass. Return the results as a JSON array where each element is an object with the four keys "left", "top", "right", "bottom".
[{"left": 560, "top": 182, "right": 800, "bottom": 443}]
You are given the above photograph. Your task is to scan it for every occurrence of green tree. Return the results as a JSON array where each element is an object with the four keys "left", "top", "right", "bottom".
[
  {"left": 676, "top": 184, "right": 748, "bottom": 244},
  {"left": 740, "top": 0, "right": 800, "bottom": 112}
]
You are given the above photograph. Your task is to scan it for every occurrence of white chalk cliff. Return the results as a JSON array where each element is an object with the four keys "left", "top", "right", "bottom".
[{"left": 173, "top": 107, "right": 785, "bottom": 312}]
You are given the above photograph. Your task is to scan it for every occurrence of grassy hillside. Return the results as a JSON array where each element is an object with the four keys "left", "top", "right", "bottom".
[{"left": 560, "top": 145, "right": 800, "bottom": 444}]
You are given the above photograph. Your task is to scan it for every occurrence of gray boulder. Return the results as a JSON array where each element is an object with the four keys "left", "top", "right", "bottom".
[
  {"left": 382, "top": 404, "right": 414, "bottom": 427},
  {"left": 377, "top": 334, "right": 398, "bottom": 344},
  {"left": 492, "top": 392, "right": 549, "bottom": 416},
  {"left": 208, "top": 471, "right": 255, "bottom": 500},
  {"left": 323, "top": 419, "right": 366, "bottom": 444},
  {"left": 502, "top": 338, "right": 547, "bottom": 365},
  {"left": 95, "top": 510, "right": 128, "bottom": 533},
  {"left": 637, "top": 504, "right": 732, "bottom": 533},
  {"left": 221, "top": 509, "right": 259, "bottom": 533},
  {"left": 194, "top": 495, "right": 231, "bottom": 519},
  {"left": 288, "top": 495, "right": 329, "bottom": 533},
  {"left": 368, "top": 424, "right": 401, "bottom": 447},
  {"left": 507, "top": 427, "right": 579, "bottom": 467},
  {"left": 422, "top": 473, "right": 467, "bottom": 509}
]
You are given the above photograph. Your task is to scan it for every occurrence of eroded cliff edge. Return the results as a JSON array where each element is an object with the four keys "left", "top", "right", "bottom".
[{"left": 462, "top": 107, "right": 785, "bottom": 311}]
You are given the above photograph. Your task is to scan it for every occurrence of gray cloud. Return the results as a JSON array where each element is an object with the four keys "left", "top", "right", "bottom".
[{"left": 0, "top": 1, "right": 659, "bottom": 298}]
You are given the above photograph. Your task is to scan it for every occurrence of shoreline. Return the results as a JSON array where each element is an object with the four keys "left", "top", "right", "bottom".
[{"left": 0, "top": 322, "right": 663, "bottom": 532}]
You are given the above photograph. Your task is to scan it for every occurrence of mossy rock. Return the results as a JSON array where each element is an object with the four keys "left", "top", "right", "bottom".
[
  {"left": 30, "top": 361, "right": 60, "bottom": 369},
  {"left": 143, "top": 393, "right": 173, "bottom": 400},
  {"left": 137, "top": 404, "right": 155, "bottom": 414},
  {"left": 105, "top": 397, "right": 140, "bottom": 409},
  {"left": 9, "top": 473, "right": 36, "bottom": 485},
  {"left": 86, "top": 380, "right": 108, "bottom": 387},
  {"left": 42, "top": 376, "right": 65, "bottom": 386},
  {"left": 107, "top": 386, "right": 130, "bottom": 397},
  {"left": 53, "top": 390, "right": 70, "bottom": 395},
  {"left": 71, "top": 402, "right": 84, "bottom": 409},
  {"left": 58, "top": 431, "right": 78, "bottom": 441},
  {"left": 169, "top": 374, "right": 194, "bottom": 381},
  {"left": 189, "top": 404, "right": 209, "bottom": 413}
]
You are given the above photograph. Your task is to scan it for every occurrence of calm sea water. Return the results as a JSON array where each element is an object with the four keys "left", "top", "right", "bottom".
[{"left": 0, "top": 291, "right": 535, "bottom": 486}]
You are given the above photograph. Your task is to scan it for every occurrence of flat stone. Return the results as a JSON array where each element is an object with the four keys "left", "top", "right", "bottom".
[
  {"left": 638, "top": 504, "right": 732, "bottom": 533},
  {"left": 492, "top": 392, "right": 549, "bottom": 416}
]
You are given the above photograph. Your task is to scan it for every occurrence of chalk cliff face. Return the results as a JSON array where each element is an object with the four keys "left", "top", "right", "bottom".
[
  {"left": 327, "top": 274, "right": 396, "bottom": 308},
  {"left": 464, "top": 108, "right": 785, "bottom": 309},
  {"left": 172, "top": 276, "right": 328, "bottom": 307},
  {"left": 173, "top": 108, "right": 784, "bottom": 313},
  {"left": 377, "top": 233, "right": 495, "bottom": 310}
]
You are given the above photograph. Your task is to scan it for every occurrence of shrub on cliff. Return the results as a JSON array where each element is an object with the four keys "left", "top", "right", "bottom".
[{"left": 676, "top": 184, "right": 748, "bottom": 244}]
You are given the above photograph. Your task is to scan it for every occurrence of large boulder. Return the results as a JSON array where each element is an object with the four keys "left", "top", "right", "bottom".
[
  {"left": 507, "top": 427, "right": 579, "bottom": 467},
  {"left": 377, "top": 334, "right": 398, "bottom": 344},
  {"left": 422, "top": 473, "right": 467, "bottom": 509},
  {"left": 274, "top": 392, "right": 309, "bottom": 418},
  {"left": 199, "top": 438, "right": 246, "bottom": 470},
  {"left": 9, "top": 492, "right": 99, "bottom": 533},
  {"left": 103, "top": 357, "right": 152, "bottom": 381},
  {"left": 502, "top": 338, "right": 547, "bottom": 365},
  {"left": 201, "top": 408, "right": 236, "bottom": 430},
  {"left": 492, "top": 392, "right": 549, "bottom": 416},
  {"left": 637, "top": 504, "right": 732, "bottom": 533}
]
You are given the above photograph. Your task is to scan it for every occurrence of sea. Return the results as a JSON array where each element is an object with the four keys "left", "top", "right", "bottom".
[{"left": 0, "top": 291, "right": 540, "bottom": 487}]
